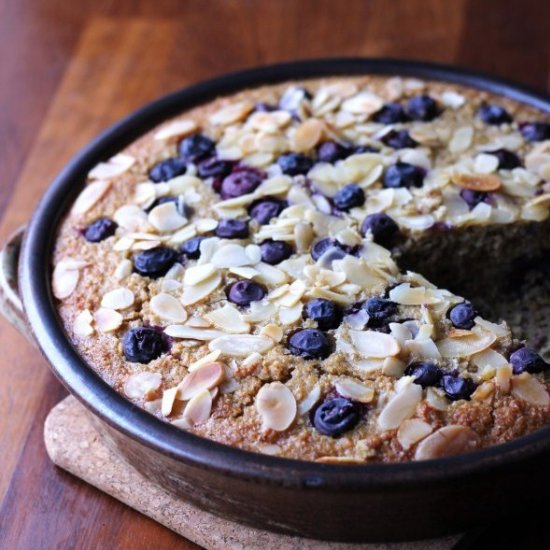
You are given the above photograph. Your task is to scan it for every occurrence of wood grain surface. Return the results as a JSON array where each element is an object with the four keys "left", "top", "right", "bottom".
[{"left": 0, "top": 1, "right": 549, "bottom": 548}]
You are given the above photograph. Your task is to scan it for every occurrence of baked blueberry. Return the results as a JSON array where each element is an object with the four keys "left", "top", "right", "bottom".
[
  {"left": 134, "top": 247, "right": 179, "bottom": 278},
  {"left": 381, "top": 130, "right": 418, "bottom": 149},
  {"left": 277, "top": 153, "right": 313, "bottom": 176},
  {"left": 123, "top": 327, "right": 170, "bottom": 363},
  {"left": 180, "top": 236, "right": 205, "bottom": 260},
  {"left": 383, "top": 162, "right": 425, "bottom": 188},
  {"left": 227, "top": 280, "right": 266, "bottom": 307},
  {"left": 360, "top": 213, "right": 400, "bottom": 248},
  {"left": 260, "top": 240, "right": 293, "bottom": 265},
  {"left": 510, "top": 347, "right": 549, "bottom": 374},
  {"left": 448, "top": 301, "right": 478, "bottom": 330},
  {"left": 220, "top": 168, "right": 264, "bottom": 199},
  {"left": 362, "top": 297, "right": 397, "bottom": 328},
  {"left": 254, "top": 102, "right": 276, "bottom": 112},
  {"left": 353, "top": 145, "right": 380, "bottom": 154},
  {"left": 372, "top": 102, "right": 408, "bottom": 124},
  {"left": 215, "top": 219, "right": 249, "bottom": 239},
  {"left": 149, "top": 157, "right": 187, "bottom": 182},
  {"left": 477, "top": 104, "right": 512, "bottom": 125},
  {"left": 316, "top": 141, "right": 349, "bottom": 163},
  {"left": 488, "top": 149, "right": 522, "bottom": 170},
  {"left": 406, "top": 95, "right": 439, "bottom": 121},
  {"left": 84, "top": 218, "right": 117, "bottom": 242},
  {"left": 332, "top": 184, "right": 365, "bottom": 211},
  {"left": 197, "top": 157, "right": 233, "bottom": 179},
  {"left": 288, "top": 328, "right": 332, "bottom": 359},
  {"left": 519, "top": 122, "right": 550, "bottom": 142},
  {"left": 405, "top": 362, "right": 443, "bottom": 388},
  {"left": 179, "top": 134, "right": 215, "bottom": 162},
  {"left": 312, "top": 397, "right": 361, "bottom": 437},
  {"left": 249, "top": 198, "right": 286, "bottom": 224},
  {"left": 460, "top": 189, "right": 488, "bottom": 210},
  {"left": 304, "top": 298, "right": 343, "bottom": 330},
  {"left": 310, "top": 238, "right": 348, "bottom": 261},
  {"left": 440, "top": 374, "right": 476, "bottom": 401}
]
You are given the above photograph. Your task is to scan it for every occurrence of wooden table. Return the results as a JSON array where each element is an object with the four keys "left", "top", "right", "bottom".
[{"left": 0, "top": 1, "right": 548, "bottom": 548}]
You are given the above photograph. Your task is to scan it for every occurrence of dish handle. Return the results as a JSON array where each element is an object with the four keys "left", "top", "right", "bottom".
[{"left": 0, "top": 225, "right": 36, "bottom": 345}]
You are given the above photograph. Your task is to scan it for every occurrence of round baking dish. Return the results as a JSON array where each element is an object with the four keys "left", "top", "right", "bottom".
[{"left": 5, "top": 58, "right": 550, "bottom": 542}]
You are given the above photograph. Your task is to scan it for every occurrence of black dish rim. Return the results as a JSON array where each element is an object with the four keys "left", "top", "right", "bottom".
[{"left": 20, "top": 57, "right": 550, "bottom": 491}]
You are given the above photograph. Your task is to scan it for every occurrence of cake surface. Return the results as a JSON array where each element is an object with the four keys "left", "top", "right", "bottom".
[{"left": 52, "top": 75, "right": 550, "bottom": 463}]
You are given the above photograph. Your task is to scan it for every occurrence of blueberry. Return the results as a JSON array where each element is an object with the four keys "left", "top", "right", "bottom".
[
  {"left": 197, "top": 157, "right": 233, "bottom": 179},
  {"left": 353, "top": 145, "right": 380, "bottom": 154},
  {"left": 277, "top": 153, "right": 313, "bottom": 176},
  {"left": 249, "top": 198, "right": 286, "bottom": 224},
  {"left": 519, "top": 122, "right": 550, "bottom": 142},
  {"left": 332, "top": 184, "right": 365, "bottom": 211},
  {"left": 360, "top": 213, "right": 400, "bottom": 248},
  {"left": 179, "top": 134, "right": 215, "bottom": 162},
  {"left": 134, "top": 247, "right": 179, "bottom": 278},
  {"left": 488, "top": 149, "right": 522, "bottom": 170},
  {"left": 381, "top": 130, "right": 418, "bottom": 149},
  {"left": 260, "top": 240, "right": 293, "bottom": 265},
  {"left": 510, "top": 347, "right": 549, "bottom": 374},
  {"left": 448, "top": 301, "right": 478, "bottom": 330},
  {"left": 220, "top": 168, "right": 264, "bottom": 199},
  {"left": 362, "top": 297, "right": 397, "bottom": 327},
  {"left": 460, "top": 189, "right": 488, "bottom": 210},
  {"left": 440, "top": 374, "right": 476, "bottom": 401},
  {"left": 149, "top": 157, "right": 187, "bottom": 182},
  {"left": 123, "top": 327, "right": 170, "bottom": 363},
  {"left": 227, "top": 280, "right": 266, "bottom": 307},
  {"left": 477, "top": 104, "right": 512, "bottom": 125},
  {"left": 372, "top": 102, "right": 408, "bottom": 124},
  {"left": 180, "top": 236, "right": 205, "bottom": 260},
  {"left": 83, "top": 218, "right": 117, "bottom": 242},
  {"left": 254, "top": 102, "right": 276, "bottom": 112},
  {"left": 316, "top": 141, "right": 349, "bottom": 163},
  {"left": 406, "top": 95, "right": 439, "bottom": 121},
  {"left": 215, "top": 219, "right": 249, "bottom": 239},
  {"left": 383, "top": 162, "right": 425, "bottom": 188},
  {"left": 312, "top": 397, "right": 361, "bottom": 437},
  {"left": 310, "top": 238, "right": 348, "bottom": 261},
  {"left": 405, "top": 362, "right": 443, "bottom": 388},
  {"left": 304, "top": 298, "right": 343, "bottom": 330},
  {"left": 288, "top": 328, "right": 332, "bottom": 359}
]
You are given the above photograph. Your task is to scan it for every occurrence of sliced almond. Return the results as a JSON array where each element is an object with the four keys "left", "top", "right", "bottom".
[
  {"left": 377, "top": 383, "right": 422, "bottom": 431},
  {"left": 148, "top": 202, "right": 187, "bottom": 232},
  {"left": 188, "top": 350, "right": 222, "bottom": 372},
  {"left": 414, "top": 425, "right": 480, "bottom": 460},
  {"left": 161, "top": 387, "right": 178, "bottom": 417},
  {"left": 255, "top": 382, "right": 296, "bottom": 431},
  {"left": 334, "top": 378, "right": 374, "bottom": 403},
  {"left": 452, "top": 173, "right": 502, "bottom": 192},
  {"left": 382, "top": 356, "right": 407, "bottom": 377},
  {"left": 164, "top": 325, "right": 224, "bottom": 340},
  {"left": 471, "top": 381, "right": 495, "bottom": 401},
  {"left": 154, "top": 119, "right": 197, "bottom": 141},
  {"left": 292, "top": 119, "right": 324, "bottom": 152},
  {"left": 94, "top": 308, "right": 123, "bottom": 332},
  {"left": 114, "top": 259, "right": 133, "bottom": 280},
  {"left": 71, "top": 180, "right": 111, "bottom": 216},
  {"left": 449, "top": 126, "right": 474, "bottom": 153},
  {"left": 495, "top": 364, "right": 513, "bottom": 393},
  {"left": 181, "top": 272, "right": 222, "bottom": 306},
  {"left": 150, "top": 293, "right": 188, "bottom": 322},
  {"left": 124, "top": 371, "right": 162, "bottom": 399},
  {"left": 177, "top": 362, "right": 225, "bottom": 401},
  {"left": 208, "top": 334, "right": 274, "bottom": 357},
  {"left": 279, "top": 302, "right": 303, "bottom": 325},
  {"left": 205, "top": 304, "right": 250, "bottom": 334},
  {"left": 341, "top": 91, "right": 384, "bottom": 115},
  {"left": 437, "top": 329, "right": 496, "bottom": 358},
  {"left": 297, "top": 385, "right": 321, "bottom": 415},
  {"left": 511, "top": 373, "right": 550, "bottom": 407},
  {"left": 52, "top": 259, "right": 88, "bottom": 299},
  {"left": 88, "top": 153, "right": 135, "bottom": 180},
  {"left": 397, "top": 419, "right": 433, "bottom": 450},
  {"left": 101, "top": 288, "right": 134, "bottom": 310},
  {"left": 182, "top": 389, "right": 212, "bottom": 425},
  {"left": 183, "top": 263, "right": 217, "bottom": 286},
  {"left": 349, "top": 330, "right": 400, "bottom": 358},
  {"left": 114, "top": 204, "right": 149, "bottom": 231},
  {"left": 73, "top": 309, "right": 94, "bottom": 337},
  {"left": 211, "top": 244, "right": 251, "bottom": 268},
  {"left": 388, "top": 283, "right": 440, "bottom": 305},
  {"left": 260, "top": 323, "right": 283, "bottom": 342},
  {"left": 209, "top": 100, "right": 253, "bottom": 126}
]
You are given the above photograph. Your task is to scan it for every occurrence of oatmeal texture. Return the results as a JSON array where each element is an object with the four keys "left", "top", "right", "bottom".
[{"left": 53, "top": 76, "right": 550, "bottom": 463}]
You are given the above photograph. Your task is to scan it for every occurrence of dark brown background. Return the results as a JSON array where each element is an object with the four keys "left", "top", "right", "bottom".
[{"left": 0, "top": 1, "right": 549, "bottom": 548}]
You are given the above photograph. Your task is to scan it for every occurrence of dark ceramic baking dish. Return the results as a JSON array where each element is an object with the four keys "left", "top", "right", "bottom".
[{"left": 3, "top": 58, "right": 550, "bottom": 543}]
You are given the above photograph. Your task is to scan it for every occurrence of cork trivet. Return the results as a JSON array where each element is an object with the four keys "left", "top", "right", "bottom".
[{"left": 44, "top": 396, "right": 462, "bottom": 550}]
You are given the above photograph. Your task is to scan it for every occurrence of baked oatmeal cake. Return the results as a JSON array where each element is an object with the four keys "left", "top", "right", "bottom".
[{"left": 51, "top": 75, "right": 550, "bottom": 463}]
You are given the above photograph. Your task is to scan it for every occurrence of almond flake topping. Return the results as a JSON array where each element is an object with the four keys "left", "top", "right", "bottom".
[
  {"left": 73, "top": 309, "right": 94, "bottom": 337},
  {"left": 209, "top": 100, "right": 253, "bottom": 126},
  {"left": 292, "top": 118, "right": 324, "bottom": 152},
  {"left": 208, "top": 334, "right": 274, "bottom": 357},
  {"left": 205, "top": 304, "right": 250, "bottom": 334},
  {"left": 297, "top": 385, "right": 321, "bottom": 415},
  {"left": 377, "top": 381, "right": 422, "bottom": 431},
  {"left": 182, "top": 389, "right": 212, "bottom": 426},
  {"left": 255, "top": 382, "right": 296, "bottom": 431},
  {"left": 334, "top": 378, "right": 374, "bottom": 403},
  {"left": 124, "top": 372, "right": 162, "bottom": 399},
  {"left": 161, "top": 387, "right": 178, "bottom": 417},
  {"left": 397, "top": 419, "right": 433, "bottom": 450},
  {"left": 415, "top": 425, "right": 480, "bottom": 460},
  {"left": 94, "top": 308, "right": 123, "bottom": 332},
  {"left": 71, "top": 180, "right": 111, "bottom": 216},
  {"left": 181, "top": 272, "right": 222, "bottom": 306},
  {"left": 88, "top": 153, "right": 135, "bottom": 180},
  {"left": 437, "top": 328, "right": 496, "bottom": 358},
  {"left": 150, "top": 293, "right": 187, "bottom": 323},
  {"left": 511, "top": 373, "right": 550, "bottom": 407},
  {"left": 52, "top": 259, "right": 88, "bottom": 299},
  {"left": 452, "top": 173, "right": 502, "bottom": 192},
  {"left": 177, "top": 362, "right": 225, "bottom": 401},
  {"left": 148, "top": 202, "right": 187, "bottom": 232},
  {"left": 101, "top": 288, "right": 134, "bottom": 310},
  {"left": 349, "top": 330, "right": 400, "bottom": 358},
  {"left": 154, "top": 119, "right": 197, "bottom": 141}
]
